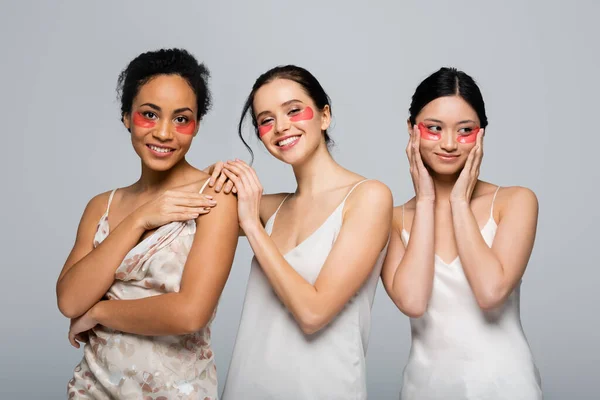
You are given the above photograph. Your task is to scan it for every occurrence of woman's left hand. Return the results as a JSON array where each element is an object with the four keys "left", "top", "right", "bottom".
[
  {"left": 450, "top": 129, "right": 484, "bottom": 204},
  {"left": 68, "top": 310, "right": 98, "bottom": 349},
  {"left": 222, "top": 159, "right": 263, "bottom": 231}
]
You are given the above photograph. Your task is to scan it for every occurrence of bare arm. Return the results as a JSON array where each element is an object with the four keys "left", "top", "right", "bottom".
[
  {"left": 88, "top": 188, "right": 239, "bottom": 335},
  {"left": 381, "top": 125, "right": 437, "bottom": 317},
  {"left": 57, "top": 189, "right": 217, "bottom": 319},
  {"left": 381, "top": 201, "right": 435, "bottom": 318},
  {"left": 451, "top": 187, "right": 539, "bottom": 310},
  {"left": 56, "top": 193, "right": 146, "bottom": 318},
  {"left": 243, "top": 181, "right": 393, "bottom": 335}
]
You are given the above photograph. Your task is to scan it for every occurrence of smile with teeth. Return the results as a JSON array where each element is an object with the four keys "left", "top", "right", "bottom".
[
  {"left": 277, "top": 136, "right": 300, "bottom": 147},
  {"left": 148, "top": 144, "right": 174, "bottom": 153}
]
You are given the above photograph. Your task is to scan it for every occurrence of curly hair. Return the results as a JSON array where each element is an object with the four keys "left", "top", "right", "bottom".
[{"left": 116, "top": 48, "right": 211, "bottom": 122}]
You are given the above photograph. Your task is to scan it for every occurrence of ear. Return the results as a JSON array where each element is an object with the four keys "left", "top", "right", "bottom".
[
  {"left": 320, "top": 104, "right": 331, "bottom": 131},
  {"left": 123, "top": 113, "right": 131, "bottom": 132}
]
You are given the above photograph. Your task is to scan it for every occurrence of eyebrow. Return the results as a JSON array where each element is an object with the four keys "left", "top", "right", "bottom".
[
  {"left": 422, "top": 118, "right": 477, "bottom": 125},
  {"left": 139, "top": 103, "right": 194, "bottom": 114},
  {"left": 255, "top": 99, "right": 303, "bottom": 120}
]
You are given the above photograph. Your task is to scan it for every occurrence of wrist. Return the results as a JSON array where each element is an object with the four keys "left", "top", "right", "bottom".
[
  {"left": 127, "top": 210, "right": 148, "bottom": 232},
  {"left": 450, "top": 198, "right": 470, "bottom": 209},
  {"left": 415, "top": 197, "right": 435, "bottom": 206},
  {"left": 240, "top": 218, "right": 263, "bottom": 236},
  {"left": 88, "top": 301, "right": 105, "bottom": 323}
]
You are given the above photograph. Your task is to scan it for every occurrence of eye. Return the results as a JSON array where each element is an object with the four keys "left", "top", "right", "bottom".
[
  {"left": 142, "top": 111, "right": 157, "bottom": 119},
  {"left": 288, "top": 108, "right": 301, "bottom": 116},
  {"left": 174, "top": 116, "right": 189, "bottom": 124},
  {"left": 259, "top": 117, "right": 274, "bottom": 126},
  {"left": 458, "top": 127, "right": 475, "bottom": 135},
  {"left": 426, "top": 125, "right": 442, "bottom": 133}
]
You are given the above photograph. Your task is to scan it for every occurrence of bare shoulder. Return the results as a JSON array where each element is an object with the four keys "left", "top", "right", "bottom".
[
  {"left": 495, "top": 185, "right": 538, "bottom": 219},
  {"left": 84, "top": 190, "right": 114, "bottom": 220},
  {"left": 260, "top": 193, "right": 292, "bottom": 224},
  {"left": 345, "top": 180, "right": 393, "bottom": 214}
]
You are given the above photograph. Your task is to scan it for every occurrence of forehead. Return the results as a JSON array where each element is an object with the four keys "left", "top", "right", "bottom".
[
  {"left": 134, "top": 74, "right": 197, "bottom": 108},
  {"left": 253, "top": 78, "right": 312, "bottom": 112},
  {"left": 419, "top": 96, "right": 478, "bottom": 123}
]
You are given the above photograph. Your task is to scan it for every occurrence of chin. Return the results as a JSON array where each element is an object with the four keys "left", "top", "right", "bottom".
[{"left": 142, "top": 157, "right": 181, "bottom": 172}]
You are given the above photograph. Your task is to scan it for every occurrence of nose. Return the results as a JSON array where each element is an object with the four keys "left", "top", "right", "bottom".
[
  {"left": 275, "top": 115, "right": 291, "bottom": 135},
  {"left": 440, "top": 131, "right": 458, "bottom": 152},
  {"left": 152, "top": 119, "right": 173, "bottom": 141}
]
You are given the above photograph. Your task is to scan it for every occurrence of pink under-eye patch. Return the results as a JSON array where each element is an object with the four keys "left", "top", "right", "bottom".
[
  {"left": 175, "top": 120, "right": 196, "bottom": 135},
  {"left": 418, "top": 122, "right": 441, "bottom": 141},
  {"left": 133, "top": 112, "right": 156, "bottom": 128},
  {"left": 258, "top": 124, "right": 272, "bottom": 137},
  {"left": 290, "top": 107, "right": 314, "bottom": 122},
  {"left": 457, "top": 127, "right": 480, "bottom": 144}
]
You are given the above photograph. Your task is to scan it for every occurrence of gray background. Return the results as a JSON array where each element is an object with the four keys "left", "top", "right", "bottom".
[{"left": 2, "top": 0, "right": 598, "bottom": 398}]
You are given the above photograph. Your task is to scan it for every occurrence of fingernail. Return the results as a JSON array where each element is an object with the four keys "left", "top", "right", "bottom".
[
  {"left": 209, "top": 200, "right": 217, "bottom": 205},
  {"left": 216, "top": 185, "right": 222, "bottom": 191},
  {"left": 209, "top": 180, "right": 214, "bottom": 186},
  {"left": 205, "top": 195, "right": 213, "bottom": 199}
]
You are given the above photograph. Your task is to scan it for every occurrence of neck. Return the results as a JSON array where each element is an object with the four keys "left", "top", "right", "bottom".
[
  {"left": 136, "top": 158, "right": 193, "bottom": 193},
  {"left": 430, "top": 170, "right": 460, "bottom": 204},
  {"left": 291, "top": 142, "right": 344, "bottom": 197}
]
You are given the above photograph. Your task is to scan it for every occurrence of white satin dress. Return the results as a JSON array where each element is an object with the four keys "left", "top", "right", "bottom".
[
  {"left": 223, "top": 180, "right": 388, "bottom": 400},
  {"left": 399, "top": 187, "right": 542, "bottom": 400}
]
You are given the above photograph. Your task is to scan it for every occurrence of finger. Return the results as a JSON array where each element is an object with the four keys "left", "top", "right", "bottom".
[
  {"left": 209, "top": 162, "right": 223, "bottom": 186},
  {"left": 223, "top": 161, "right": 244, "bottom": 175},
  {"left": 75, "top": 333, "right": 89, "bottom": 344},
  {"left": 223, "top": 180, "right": 235, "bottom": 194},
  {"left": 222, "top": 169, "right": 245, "bottom": 194},
  {"left": 477, "top": 129, "right": 484, "bottom": 157},
  {"left": 234, "top": 161, "right": 262, "bottom": 193},
  {"left": 406, "top": 127, "right": 415, "bottom": 165},
  {"left": 168, "top": 192, "right": 216, "bottom": 207},
  {"left": 69, "top": 331, "right": 80, "bottom": 349},
  {"left": 230, "top": 163, "right": 255, "bottom": 193},
  {"left": 465, "top": 144, "right": 478, "bottom": 171}
]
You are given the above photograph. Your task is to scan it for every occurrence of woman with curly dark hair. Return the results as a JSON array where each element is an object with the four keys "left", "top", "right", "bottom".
[{"left": 56, "top": 48, "right": 239, "bottom": 399}]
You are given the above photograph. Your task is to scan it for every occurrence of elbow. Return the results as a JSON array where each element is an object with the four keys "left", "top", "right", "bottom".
[
  {"left": 394, "top": 296, "right": 428, "bottom": 318},
  {"left": 297, "top": 310, "right": 328, "bottom": 336},
  {"left": 56, "top": 293, "right": 83, "bottom": 319},
  {"left": 475, "top": 286, "right": 508, "bottom": 311},
  {"left": 386, "top": 287, "right": 428, "bottom": 318},
  {"left": 179, "top": 308, "right": 213, "bottom": 335}
]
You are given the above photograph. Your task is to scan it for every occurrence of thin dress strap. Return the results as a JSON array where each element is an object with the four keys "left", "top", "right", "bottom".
[
  {"left": 199, "top": 179, "right": 211, "bottom": 194},
  {"left": 490, "top": 186, "right": 501, "bottom": 218},
  {"left": 402, "top": 204, "right": 405, "bottom": 230},
  {"left": 341, "top": 179, "right": 371, "bottom": 203},
  {"left": 105, "top": 189, "right": 117, "bottom": 215},
  {"left": 273, "top": 193, "right": 292, "bottom": 217}
]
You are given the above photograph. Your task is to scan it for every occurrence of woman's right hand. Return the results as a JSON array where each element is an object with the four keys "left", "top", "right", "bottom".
[
  {"left": 204, "top": 161, "right": 236, "bottom": 194},
  {"left": 407, "top": 125, "right": 435, "bottom": 202},
  {"left": 134, "top": 189, "right": 217, "bottom": 231}
]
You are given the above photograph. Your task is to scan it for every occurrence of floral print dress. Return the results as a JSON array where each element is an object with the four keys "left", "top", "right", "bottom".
[{"left": 68, "top": 181, "right": 218, "bottom": 399}]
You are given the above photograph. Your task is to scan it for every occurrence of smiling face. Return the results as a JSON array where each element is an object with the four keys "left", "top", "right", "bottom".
[
  {"left": 410, "top": 95, "right": 481, "bottom": 176},
  {"left": 252, "top": 78, "right": 330, "bottom": 165},
  {"left": 123, "top": 74, "right": 199, "bottom": 172}
]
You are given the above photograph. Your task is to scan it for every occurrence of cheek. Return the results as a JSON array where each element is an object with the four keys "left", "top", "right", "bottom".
[
  {"left": 133, "top": 112, "right": 156, "bottom": 129},
  {"left": 258, "top": 125, "right": 272, "bottom": 137},
  {"left": 175, "top": 120, "right": 196, "bottom": 135},
  {"left": 457, "top": 128, "right": 479, "bottom": 144},
  {"left": 418, "top": 123, "right": 441, "bottom": 141},
  {"left": 290, "top": 107, "right": 314, "bottom": 122}
]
